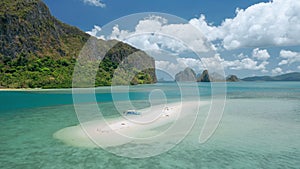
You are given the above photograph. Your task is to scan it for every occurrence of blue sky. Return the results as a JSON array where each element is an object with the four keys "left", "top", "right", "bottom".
[
  {"left": 43, "top": 0, "right": 269, "bottom": 31},
  {"left": 43, "top": 0, "right": 300, "bottom": 78}
]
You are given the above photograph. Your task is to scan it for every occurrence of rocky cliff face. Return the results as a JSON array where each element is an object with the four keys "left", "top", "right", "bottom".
[
  {"left": 0, "top": 0, "right": 89, "bottom": 59},
  {"left": 175, "top": 67, "right": 197, "bottom": 82},
  {"left": 0, "top": 0, "right": 156, "bottom": 88}
]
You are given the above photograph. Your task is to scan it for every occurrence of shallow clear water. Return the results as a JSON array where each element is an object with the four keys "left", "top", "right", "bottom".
[{"left": 1, "top": 82, "right": 300, "bottom": 168}]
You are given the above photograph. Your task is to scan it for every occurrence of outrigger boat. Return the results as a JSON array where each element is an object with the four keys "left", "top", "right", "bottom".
[{"left": 123, "top": 110, "right": 141, "bottom": 116}]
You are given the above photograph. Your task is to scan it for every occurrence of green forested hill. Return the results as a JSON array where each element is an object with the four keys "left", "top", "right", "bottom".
[{"left": 0, "top": 0, "right": 156, "bottom": 88}]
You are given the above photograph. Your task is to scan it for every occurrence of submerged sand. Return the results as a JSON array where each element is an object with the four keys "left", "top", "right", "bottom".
[{"left": 54, "top": 101, "right": 208, "bottom": 148}]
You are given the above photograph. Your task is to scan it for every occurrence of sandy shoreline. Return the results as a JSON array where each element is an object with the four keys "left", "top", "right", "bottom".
[
  {"left": 0, "top": 88, "right": 94, "bottom": 92},
  {"left": 0, "top": 88, "right": 43, "bottom": 91},
  {"left": 54, "top": 100, "right": 208, "bottom": 148}
]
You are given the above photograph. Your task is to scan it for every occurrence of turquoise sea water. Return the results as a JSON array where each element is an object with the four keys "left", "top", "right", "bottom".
[{"left": 1, "top": 82, "right": 300, "bottom": 168}]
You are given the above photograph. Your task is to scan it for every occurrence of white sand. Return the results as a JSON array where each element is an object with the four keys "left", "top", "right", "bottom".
[{"left": 53, "top": 101, "right": 208, "bottom": 148}]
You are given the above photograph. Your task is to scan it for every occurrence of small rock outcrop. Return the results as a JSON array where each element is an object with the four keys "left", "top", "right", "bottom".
[
  {"left": 197, "top": 70, "right": 211, "bottom": 82},
  {"left": 175, "top": 67, "right": 197, "bottom": 82},
  {"left": 226, "top": 75, "right": 239, "bottom": 82}
]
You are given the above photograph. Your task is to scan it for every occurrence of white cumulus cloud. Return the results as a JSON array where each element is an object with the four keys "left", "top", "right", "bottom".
[
  {"left": 278, "top": 50, "right": 300, "bottom": 65},
  {"left": 87, "top": 16, "right": 215, "bottom": 53},
  {"left": 252, "top": 48, "right": 270, "bottom": 61},
  {"left": 189, "top": 0, "right": 300, "bottom": 50},
  {"left": 189, "top": 15, "right": 223, "bottom": 42},
  {"left": 87, "top": 0, "right": 300, "bottom": 50},
  {"left": 223, "top": 58, "right": 268, "bottom": 72},
  {"left": 83, "top": 0, "right": 105, "bottom": 8},
  {"left": 201, "top": 53, "right": 269, "bottom": 72},
  {"left": 272, "top": 67, "right": 283, "bottom": 75},
  {"left": 156, "top": 53, "right": 270, "bottom": 77},
  {"left": 155, "top": 57, "right": 204, "bottom": 78},
  {"left": 86, "top": 25, "right": 105, "bottom": 39}
]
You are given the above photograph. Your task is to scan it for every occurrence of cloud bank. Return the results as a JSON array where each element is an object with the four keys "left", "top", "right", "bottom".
[
  {"left": 190, "top": 0, "right": 300, "bottom": 49},
  {"left": 87, "top": 0, "right": 300, "bottom": 52},
  {"left": 86, "top": 0, "right": 299, "bottom": 75},
  {"left": 155, "top": 50, "right": 270, "bottom": 78},
  {"left": 105, "top": 16, "right": 214, "bottom": 53}
]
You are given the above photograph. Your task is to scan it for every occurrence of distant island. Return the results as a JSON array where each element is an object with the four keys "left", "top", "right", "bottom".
[
  {"left": 0, "top": 0, "right": 156, "bottom": 89},
  {"left": 242, "top": 72, "right": 300, "bottom": 81},
  {"left": 174, "top": 67, "right": 300, "bottom": 82},
  {"left": 174, "top": 68, "right": 239, "bottom": 82}
]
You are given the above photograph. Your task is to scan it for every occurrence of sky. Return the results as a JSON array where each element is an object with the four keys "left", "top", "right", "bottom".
[{"left": 43, "top": 0, "right": 300, "bottom": 78}]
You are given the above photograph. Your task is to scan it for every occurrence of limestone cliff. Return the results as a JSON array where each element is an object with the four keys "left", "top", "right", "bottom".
[
  {"left": 175, "top": 67, "right": 197, "bottom": 82},
  {"left": 0, "top": 0, "right": 156, "bottom": 88}
]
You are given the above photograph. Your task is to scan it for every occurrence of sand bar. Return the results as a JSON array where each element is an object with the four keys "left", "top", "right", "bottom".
[{"left": 54, "top": 101, "right": 208, "bottom": 148}]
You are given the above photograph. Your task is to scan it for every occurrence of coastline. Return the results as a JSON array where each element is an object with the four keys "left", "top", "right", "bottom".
[{"left": 0, "top": 88, "right": 43, "bottom": 91}]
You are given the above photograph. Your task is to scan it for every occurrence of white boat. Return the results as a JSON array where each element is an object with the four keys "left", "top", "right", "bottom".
[{"left": 123, "top": 110, "right": 141, "bottom": 116}]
